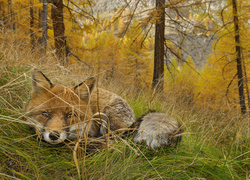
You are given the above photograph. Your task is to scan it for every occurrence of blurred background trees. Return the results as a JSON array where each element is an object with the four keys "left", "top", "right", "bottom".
[{"left": 0, "top": 0, "right": 249, "bottom": 114}]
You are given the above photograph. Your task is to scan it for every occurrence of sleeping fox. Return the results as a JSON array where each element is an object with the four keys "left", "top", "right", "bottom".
[{"left": 25, "top": 69, "right": 182, "bottom": 149}]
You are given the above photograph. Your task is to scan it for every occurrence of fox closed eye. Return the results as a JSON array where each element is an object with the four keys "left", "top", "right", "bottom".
[
  {"left": 66, "top": 113, "right": 76, "bottom": 119},
  {"left": 42, "top": 112, "right": 51, "bottom": 118}
]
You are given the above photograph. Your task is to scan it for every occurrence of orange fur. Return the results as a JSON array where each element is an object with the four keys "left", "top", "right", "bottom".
[{"left": 26, "top": 69, "right": 135, "bottom": 144}]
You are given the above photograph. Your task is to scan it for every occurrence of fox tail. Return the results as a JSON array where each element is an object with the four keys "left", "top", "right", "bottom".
[{"left": 132, "top": 112, "right": 183, "bottom": 149}]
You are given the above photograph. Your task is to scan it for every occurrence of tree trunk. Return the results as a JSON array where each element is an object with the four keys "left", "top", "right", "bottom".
[
  {"left": 152, "top": 0, "right": 165, "bottom": 92},
  {"left": 51, "top": 0, "right": 67, "bottom": 66},
  {"left": 232, "top": 0, "right": 246, "bottom": 114},
  {"left": 8, "top": 0, "right": 15, "bottom": 32},
  {"left": 0, "top": 2, "right": 3, "bottom": 29},
  {"left": 40, "top": 0, "right": 48, "bottom": 62},
  {"left": 30, "top": 0, "right": 35, "bottom": 51},
  {"left": 242, "top": 57, "right": 250, "bottom": 111}
]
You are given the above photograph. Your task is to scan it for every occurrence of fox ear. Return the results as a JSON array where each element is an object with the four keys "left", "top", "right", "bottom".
[
  {"left": 74, "top": 77, "right": 96, "bottom": 100},
  {"left": 31, "top": 69, "right": 53, "bottom": 93}
]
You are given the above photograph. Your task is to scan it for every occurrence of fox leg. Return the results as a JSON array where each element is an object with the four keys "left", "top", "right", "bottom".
[
  {"left": 91, "top": 112, "right": 109, "bottom": 136},
  {"left": 100, "top": 98, "right": 136, "bottom": 135}
]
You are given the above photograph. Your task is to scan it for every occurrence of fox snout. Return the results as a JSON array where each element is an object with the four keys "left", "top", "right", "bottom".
[
  {"left": 41, "top": 129, "right": 68, "bottom": 144},
  {"left": 31, "top": 122, "right": 87, "bottom": 144},
  {"left": 48, "top": 131, "right": 60, "bottom": 140}
]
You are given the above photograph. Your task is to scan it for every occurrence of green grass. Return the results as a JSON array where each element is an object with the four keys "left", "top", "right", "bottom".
[
  {"left": 0, "top": 124, "right": 247, "bottom": 179},
  {"left": 0, "top": 66, "right": 249, "bottom": 180}
]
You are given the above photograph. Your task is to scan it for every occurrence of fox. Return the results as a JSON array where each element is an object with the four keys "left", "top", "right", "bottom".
[{"left": 25, "top": 69, "right": 182, "bottom": 149}]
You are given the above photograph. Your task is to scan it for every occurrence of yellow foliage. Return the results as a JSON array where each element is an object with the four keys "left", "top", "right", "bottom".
[
  {"left": 80, "top": 17, "right": 154, "bottom": 88},
  {"left": 195, "top": 17, "right": 250, "bottom": 111},
  {"left": 165, "top": 56, "right": 198, "bottom": 103}
]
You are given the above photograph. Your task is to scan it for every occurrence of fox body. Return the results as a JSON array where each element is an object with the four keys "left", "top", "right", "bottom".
[{"left": 26, "top": 69, "right": 182, "bottom": 149}]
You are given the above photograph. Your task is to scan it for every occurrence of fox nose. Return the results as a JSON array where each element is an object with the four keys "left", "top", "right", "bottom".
[{"left": 49, "top": 131, "right": 60, "bottom": 140}]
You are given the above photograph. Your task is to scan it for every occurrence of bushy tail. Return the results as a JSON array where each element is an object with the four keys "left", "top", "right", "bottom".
[{"left": 132, "top": 112, "right": 183, "bottom": 149}]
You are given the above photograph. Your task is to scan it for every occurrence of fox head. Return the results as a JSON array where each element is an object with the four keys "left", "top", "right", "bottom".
[{"left": 26, "top": 69, "right": 98, "bottom": 144}]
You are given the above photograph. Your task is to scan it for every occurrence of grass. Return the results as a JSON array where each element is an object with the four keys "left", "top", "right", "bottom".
[{"left": 0, "top": 64, "right": 249, "bottom": 180}]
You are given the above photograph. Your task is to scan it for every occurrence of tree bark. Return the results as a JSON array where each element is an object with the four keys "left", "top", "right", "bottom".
[
  {"left": 0, "top": 2, "right": 2, "bottom": 26},
  {"left": 152, "top": 0, "right": 165, "bottom": 92},
  {"left": 40, "top": 0, "right": 48, "bottom": 62},
  {"left": 51, "top": 0, "right": 67, "bottom": 66},
  {"left": 30, "top": 0, "right": 35, "bottom": 51},
  {"left": 8, "top": 0, "right": 15, "bottom": 32},
  {"left": 232, "top": 0, "right": 246, "bottom": 114},
  {"left": 242, "top": 57, "right": 250, "bottom": 111}
]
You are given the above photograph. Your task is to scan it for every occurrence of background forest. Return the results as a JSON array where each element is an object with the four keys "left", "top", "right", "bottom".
[{"left": 0, "top": 0, "right": 249, "bottom": 179}]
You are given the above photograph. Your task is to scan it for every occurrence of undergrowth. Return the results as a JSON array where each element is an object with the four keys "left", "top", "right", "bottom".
[{"left": 0, "top": 64, "right": 249, "bottom": 180}]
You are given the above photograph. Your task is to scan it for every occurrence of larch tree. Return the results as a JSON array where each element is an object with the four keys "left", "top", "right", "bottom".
[
  {"left": 232, "top": 0, "right": 246, "bottom": 114},
  {"left": 152, "top": 0, "right": 165, "bottom": 92},
  {"left": 151, "top": 0, "right": 212, "bottom": 91},
  {"left": 51, "top": 0, "right": 67, "bottom": 66},
  {"left": 30, "top": 0, "right": 35, "bottom": 51},
  {"left": 40, "top": 0, "right": 48, "bottom": 62},
  {"left": 192, "top": 0, "right": 250, "bottom": 112},
  {"left": 7, "top": 0, "right": 15, "bottom": 32}
]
